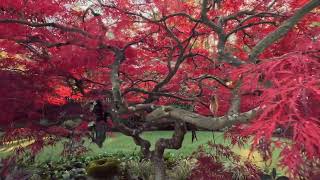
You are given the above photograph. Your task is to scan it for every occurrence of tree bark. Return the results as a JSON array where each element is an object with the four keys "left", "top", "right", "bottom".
[
  {"left": 249, "top": 0, "right": 320, "bottom": 62},
  {"left": 146, "top": 106, "right": 259, "bottom": 131},
  {"left": 152, "top": 121, "right": 187, "bottom": 180},
  {"left": 152, "top": 155, "right": 166, "bottom": 180}
]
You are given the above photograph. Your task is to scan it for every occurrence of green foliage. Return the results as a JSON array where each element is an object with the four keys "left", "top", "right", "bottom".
[
  {"left": 1, "top": 131, "right": 287, "bottom": 178},
  {"left": 125, "top": 159, "right": 154, "bottom": 180},
  {"left": 168, "top": 159, "right": 196, "bottom": 180},
  {"left": 164, "top": 152, "right": 184, "bottom": 169},
  {"left": 29, "top": 131, "right": 226, "bottom": 162}
]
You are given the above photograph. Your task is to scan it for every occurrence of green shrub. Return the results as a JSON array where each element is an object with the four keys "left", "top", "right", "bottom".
[
  {"left": 168, "top": 159, "right": 196, "bottom": 180},
  {"left": 125, "top": 159, "right": 154, "bottom": 180}
]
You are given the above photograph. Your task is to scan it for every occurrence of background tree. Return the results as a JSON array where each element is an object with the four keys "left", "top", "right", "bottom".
[{"left": 0, "top": 0, "right": 319, "bottom": 179}]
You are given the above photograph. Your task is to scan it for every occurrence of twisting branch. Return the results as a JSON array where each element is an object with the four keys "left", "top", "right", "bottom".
[
  {"left": 154, "top": 121, "right": 186, "bottom": 155},
  {"left": 192, "top": 75, "right": 231, "bottom": 89},
  {"left": 226, "top": 21, "right": 277, "bottom": 38},
  {"left": 146, "top": 106, "right": 259, "bottom": 131},
  {"left": 115, "top": 122, "right": 152, "bottom": 157},
  {"left": 0, "top": 19, "right": 94, "bottom": 38},
  {"left": 249, "top": 0, "right": 320, "bottom": 62},
  {"left": 200, "top": 0, "right": 245, "bottom": 66},
  {"left": 110, "top": 49, "right": 126, "bottom": 113},
  {"left": 227, "top": 77, "right": 242, "bottom": 116},
  {"left": 236, "top": 12, "right": 283, "bottom": 27},
  {"left": 124, "top": 88, "right": 196, "bottom": 102},
  {"left": 200, "top": 0, "right": 223, "bottom": 34},
  {"left": 221, "top": 10, "right": 255, "bottom": 23},
  {"left": 143, "top": 30, "right": 200, "bottom": 102},
  {"left": 152, "top": 121, "right": 187, "bottom": 180}
]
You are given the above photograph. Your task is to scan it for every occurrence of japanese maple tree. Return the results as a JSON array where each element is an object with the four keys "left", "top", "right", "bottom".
[{"left": 0, "top": 0, "right": 319, "bottom": 179}]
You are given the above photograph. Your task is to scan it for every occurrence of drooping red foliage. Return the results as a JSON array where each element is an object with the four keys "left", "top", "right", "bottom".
[
  {"left": 189, "top": 142, "right": 261, "bottom": 180},
  {"left": 190, "top": 155, "right": 233, "bottom": 180},
  {"left": 0, "top": 0, "right": 319, "bottom": 176}
]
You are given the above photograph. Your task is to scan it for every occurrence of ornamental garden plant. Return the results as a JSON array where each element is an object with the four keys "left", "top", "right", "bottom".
[{"left": 0, "top": 0, "right": 319, "bottom": 179}]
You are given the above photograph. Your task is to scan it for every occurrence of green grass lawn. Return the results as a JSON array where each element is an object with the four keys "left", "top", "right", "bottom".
[
  {"left": 1, "top": 131, "right": 283, "bottom": 174},
  {"left": 35, "top": 131, "right": 224, "bottom": 162}
]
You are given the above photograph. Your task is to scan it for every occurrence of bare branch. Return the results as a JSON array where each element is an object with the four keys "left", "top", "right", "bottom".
[
  {"left": 110, "top": 49, "right": 126, "bottom": 113},
  {"left": 226, "top": 21, "right": 277, "bottom": 38},
  {"left": 114, "top": 123, "right": 151, "bottom": 157},
  {"left": 200, "top": 0, "right": 223, "bottom": 34},
  {"left": 192, "top": 75, "right": 231, "bottom": 89},
  {"left": 146, "top": 106, "right": 259, "bottom": 131},
  {"left": 0, "top": 19, "right": 93, "bottom": 38},
  {"left": 267, "top": 0, "right": 277, "bottom": 10},
  {"left": 227, "top": 78, "right": 242, "bottom": 116},
  {"left": 124, "top": 88, "right": 196, "bottom": 102},
  {"left": 249, "top": 0, "right": 320, "bottom": 62}
]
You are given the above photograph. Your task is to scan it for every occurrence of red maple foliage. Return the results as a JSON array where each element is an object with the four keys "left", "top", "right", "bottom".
[
  {"left": 190, "top": 142, "right": 261, "bottom": 180},
  {"left": 0, "top": 0, "right": 319, "bottom": 177}
]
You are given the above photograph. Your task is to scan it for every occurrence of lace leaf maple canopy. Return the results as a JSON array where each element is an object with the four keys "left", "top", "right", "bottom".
[{"left": 0, "top": 0, "right": 319, "bottom": 176}]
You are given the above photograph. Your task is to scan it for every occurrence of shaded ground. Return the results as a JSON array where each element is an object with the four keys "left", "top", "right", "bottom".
[{"left": 0, "top": 131, "right": 282, "bottom": 172}]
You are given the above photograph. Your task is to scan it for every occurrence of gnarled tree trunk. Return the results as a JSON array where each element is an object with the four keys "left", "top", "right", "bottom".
[
  {"left": 152, "top": 121, "right": 187, "bottom": 180},
  {"left": 152, "top": 155, "right": 166, "bottom": 180}
]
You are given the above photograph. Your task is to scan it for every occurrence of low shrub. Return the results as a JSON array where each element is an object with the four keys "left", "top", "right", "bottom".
[
  {"left": 168, "top": 158, "right": 196, "bottom": 180},
  {"left": 125, "top": 159, "right": 154, "bottom": 180},
  {"left": 189, "top": 141, "right": 262, "bottom": 180}
]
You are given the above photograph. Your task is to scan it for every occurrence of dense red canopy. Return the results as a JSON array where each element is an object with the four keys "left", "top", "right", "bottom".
[{"left": 0, "top": 0, "right": 319, "bottom": 176}]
